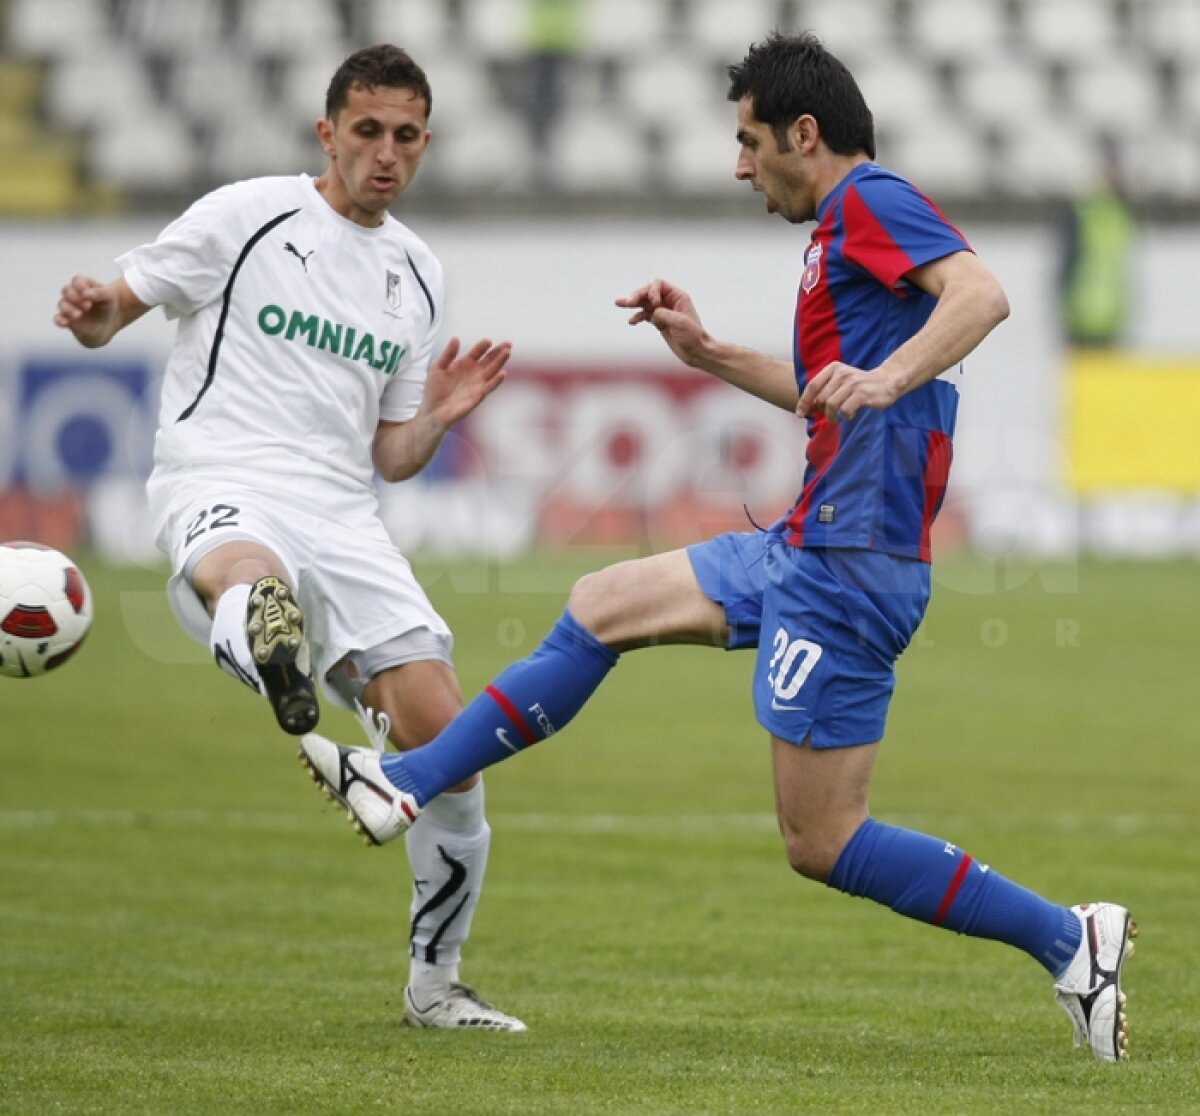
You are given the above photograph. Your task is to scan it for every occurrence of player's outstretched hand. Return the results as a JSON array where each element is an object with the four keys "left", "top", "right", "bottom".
[
  {"left": 424, "top": 336, "right": 511, "bottom": 428},
  {"left": 53, "top": 275, "right": 119, "bottom": 348},
  {"left": 797, "top": 360, "right": 901, "bottom": 423},
  {"left": 615, "top": 278, "right": 710, "bottom": 368}
]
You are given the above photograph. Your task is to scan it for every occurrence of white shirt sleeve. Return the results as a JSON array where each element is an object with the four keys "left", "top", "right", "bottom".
[{"left": 116, "top": 184, "right": 246, "bottom": 320}]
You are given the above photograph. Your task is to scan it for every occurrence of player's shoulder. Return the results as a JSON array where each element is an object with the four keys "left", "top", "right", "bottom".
[
  {"left": 382, "top": 215, "right": 445, "bottom": 289},
  {"left": 844, "top": 162, "right": 922, "bottom": 203},
  {"left": 841, "top": 162, "right": 950, "bottom": 226},
  {"left": 382, "top": 214, "right": 440, "bottom": 264},
  {"left": 186, "top": 174, "right": 314, "bottom": 227}
]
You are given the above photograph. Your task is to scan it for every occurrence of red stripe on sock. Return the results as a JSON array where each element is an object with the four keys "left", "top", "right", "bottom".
[
  {"left": 485, "top": 685, "right": 539, "bottom": 747},
  {"left": 932, "top": 854, "right": 974, "bottom": 927}
]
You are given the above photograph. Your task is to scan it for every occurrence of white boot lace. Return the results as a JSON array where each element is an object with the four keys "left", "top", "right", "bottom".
[{"left": 353, "top": 700, "right": 392, "bottom": 754}]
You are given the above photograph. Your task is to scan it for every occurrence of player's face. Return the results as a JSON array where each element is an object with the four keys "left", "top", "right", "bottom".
[
  {"left": 733, "top": 97, "right": 816, "bottom": 224},
  {"left": 316, "top": 83, "right": 431, "bottom": 227}
]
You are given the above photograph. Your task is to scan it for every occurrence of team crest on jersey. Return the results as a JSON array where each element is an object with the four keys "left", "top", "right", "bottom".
[
  {"left": 386, "top": 270, "right": 403, "bottom": 313},
  {"left": 801, "top": 242, "right": 823, "bottom": 294}
]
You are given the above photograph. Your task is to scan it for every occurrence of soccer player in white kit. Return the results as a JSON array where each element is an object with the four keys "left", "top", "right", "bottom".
[{"left": 54, "top": 44, "right": 526, "bottom": 1031}]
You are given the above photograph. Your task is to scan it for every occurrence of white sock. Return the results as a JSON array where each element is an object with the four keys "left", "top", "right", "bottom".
[
  {"left": 209, "top": 584, "right": 263, "bottom": 695},
  {"left": 406, "top": 780, "right": 490, "bottom": 992},
  {"left": 408, "top": 958, "right": 459, "bottom": 1005}
]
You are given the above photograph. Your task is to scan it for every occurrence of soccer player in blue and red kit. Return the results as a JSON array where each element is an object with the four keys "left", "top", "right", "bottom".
[{"left": 300, "top": 33, "right": 1136, "bottom": 1060}]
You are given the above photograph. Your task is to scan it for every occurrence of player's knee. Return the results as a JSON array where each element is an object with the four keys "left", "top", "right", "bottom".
[
  {"left": 191, "top": 543, "right": 285, "bottom": 610},
  {"left": 565, "top": 569, "right": 618, "bottom": 641},
  {"left": 781, "top": 830, "right": 838, "bottom": 883}
]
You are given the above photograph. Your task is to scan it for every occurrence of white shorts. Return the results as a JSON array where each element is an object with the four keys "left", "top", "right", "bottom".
[{"left": 154, "top": 476, "right": 453, "bottom": 708}]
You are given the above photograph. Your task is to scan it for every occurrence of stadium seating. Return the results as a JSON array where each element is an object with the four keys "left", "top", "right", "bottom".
[
  {"left": 907, "top": 0, "right": 1013, "bottom": 61},
  {"left": 1136, "top": 0, "right": 1200, "bottom": 63},
  {"left": 581, "top": 0, "right": 675, "bottom": 58},
  {"left": 889, "top": 115, "right": 991, "bottom": 199},
  {"left": 619, "top": 50, "right": 727, "bottom": 131},
  {"left": 45, "top": 47, "right": 160, "bottom": 129},
  {"left": 1064, "top": 55, "right": 1162, "bottom": 133},
  {"left": 7, "top": 0, "right": 115, "bottom": 57},
  {"left": 687, "top": 0, "right": 784, "bottom": 60},
  {"left": 954, "top": 52, "right": 1055, "bottom": 132},
  {"left": 0, "top": 0, "right": 1195, "bottom": 214},
  {"left": 234, "top": 0, "right": 345, "bottom": 58},
  {"left": 89, "top": 110, "right": 201, "bottom": 192},
  {"left": 358, "top": 0, "right": 456, "bottom": 54},
  {"left": 119, "top": 0, "right": 226, "bottom": 56},
  {"left": 997, "top": 111, "right": 1100, "bottom": 196},
  {"left": 798, "top": 0, "right": 896, "bottom": 58},
  {"left": 547, "top": 102, "right": 652, "bottom": 193},
  {"left": 460, "top": 0, "right": 528, "bottom": 59},
  {"left": 1018, "top": 0, "right": 1122, "bottom": 63},
  {"left": 658, "top": 106, "right": 743, "bottom": 194},
  {"left": 852, "top": 56, "right": 946, "bottom": 141}
]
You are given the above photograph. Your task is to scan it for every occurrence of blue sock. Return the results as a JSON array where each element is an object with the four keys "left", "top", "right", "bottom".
[
  {"left": 828, "top": 819, "right": 1082, "bottom": 976},
  {"left": 381, "top": 610, "right": 619, "bottom": 806}
]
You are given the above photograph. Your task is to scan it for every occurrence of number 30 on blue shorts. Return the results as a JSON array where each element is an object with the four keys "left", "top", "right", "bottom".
[{"left": 689, "top": 529, "right": 931, "bottom": 748}]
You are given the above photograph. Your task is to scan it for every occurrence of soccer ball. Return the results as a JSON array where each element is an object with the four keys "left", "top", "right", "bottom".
[{"left": 0, "top": 541, "right": 93, "bottom": 679}]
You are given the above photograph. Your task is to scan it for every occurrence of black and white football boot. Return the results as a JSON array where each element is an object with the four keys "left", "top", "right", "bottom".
[
  {"left": 1054, "top": 902, "right": 1138, "bottom": 1061},
  {"left": 245, "top": 575, "right": 318, "bottom": 735},
  {"left": 403, "top": 983, "right": 527, "bottom": 1032},
  {"left": 298, "top": 732, "right": 419, "bottom": 846}
]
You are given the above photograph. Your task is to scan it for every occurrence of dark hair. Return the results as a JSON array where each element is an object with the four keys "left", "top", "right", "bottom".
[
  {"left": 325, "top": 44, "right": 433, "bottom": 119},
  {"left": 727, "top": 32, "right": 874, "bottom": 159}
]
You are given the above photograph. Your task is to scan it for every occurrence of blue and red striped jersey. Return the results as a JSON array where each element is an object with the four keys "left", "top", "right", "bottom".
[{"left": 786, "top": 162, "right": 971, "bottom": 562}]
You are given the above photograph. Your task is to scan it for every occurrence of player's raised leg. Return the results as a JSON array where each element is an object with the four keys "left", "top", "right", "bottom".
[
  {"left": 385, "top": 548, "right": 730, "bottom": 808},
  {"left": 192, "top": 539, "right": 319, "bottom": 735},
  {"left": 297, "top": 537, "right": 757, "bottom": 843}
]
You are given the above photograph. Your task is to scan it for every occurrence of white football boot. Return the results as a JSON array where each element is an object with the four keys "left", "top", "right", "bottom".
[
  {"left": 1054, "top": 902, "right": 1138, "bottom": 1061},
  {"left": 403, "top": 983, "right": 528, "bottom": 1032},
  {"left": 298, "top": 733, "right": 420, "bottom": 846}
]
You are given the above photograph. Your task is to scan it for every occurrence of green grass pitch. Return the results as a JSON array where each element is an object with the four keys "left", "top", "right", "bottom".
[{"left": 1, "top": 551, "right": 1197, "bottom": 1114}]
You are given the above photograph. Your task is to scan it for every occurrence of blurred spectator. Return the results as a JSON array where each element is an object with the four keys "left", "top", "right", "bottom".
[
  {"left": 523, "top": 0, "right": 584, "bottom": 178},
  {"left": 1056, "top": 133, "right": 1137, "bottom": 348}
]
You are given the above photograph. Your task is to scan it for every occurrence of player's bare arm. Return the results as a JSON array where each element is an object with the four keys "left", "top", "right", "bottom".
[
  {"left": 372, "top": 336, "right": 511, "bottom": 482},
  {"left": 616, "top": 278, "right": 799, "bottom": 411},
  {"left": 798, "top": 251, "right": 1009, "bottom": 422},
  {"left": 54, "top": 276, "right": 151, "bottom": 348}
]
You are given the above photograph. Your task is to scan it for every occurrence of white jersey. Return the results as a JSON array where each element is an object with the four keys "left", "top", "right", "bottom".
[{"left": 120, "top": 174, "right": 443, "bottom": 525}]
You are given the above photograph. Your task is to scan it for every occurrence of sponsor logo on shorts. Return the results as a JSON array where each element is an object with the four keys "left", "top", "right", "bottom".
[{"left": 817, "top": 503, "right": 836, "bottom": 524}]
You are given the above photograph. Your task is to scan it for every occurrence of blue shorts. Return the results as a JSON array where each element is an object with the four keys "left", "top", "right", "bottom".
[{"left": 687, "top": 527, "right": 930, "bottom": 748}]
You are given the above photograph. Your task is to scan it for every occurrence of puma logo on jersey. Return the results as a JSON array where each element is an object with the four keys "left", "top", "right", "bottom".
[{"left": 284, "top": 242, "right": 314, "bottom": 271}]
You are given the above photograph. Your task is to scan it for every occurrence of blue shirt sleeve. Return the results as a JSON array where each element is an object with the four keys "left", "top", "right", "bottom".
[{"left": 841, "top": 171, "right": 971, "bottom": 292}]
